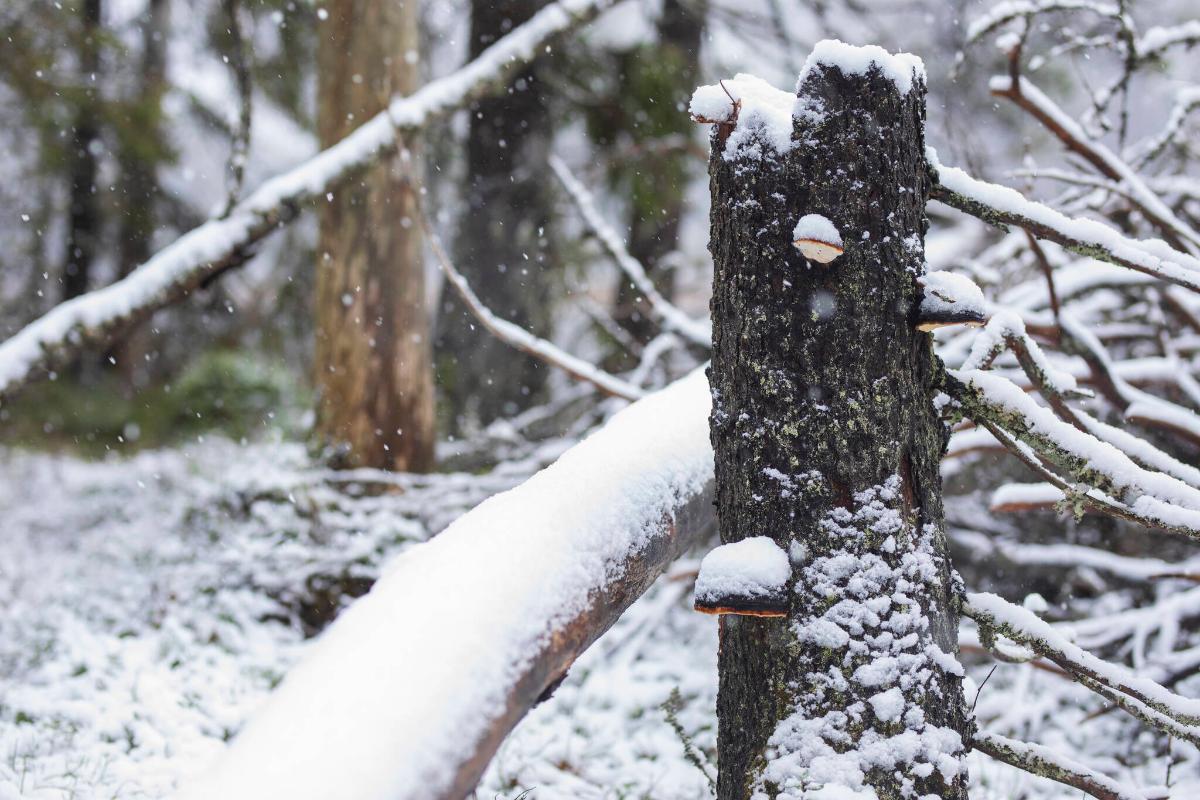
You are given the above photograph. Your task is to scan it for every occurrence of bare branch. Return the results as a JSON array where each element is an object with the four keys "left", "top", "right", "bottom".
[
  {"left": 219, "top": 0, "right": 253, "bottom": 217},
  {"left": 549, "top": 155, "right": 711, "bottom": 348},
  {"left": 417, "top": 204, "right": 644, "bottom": 401}
]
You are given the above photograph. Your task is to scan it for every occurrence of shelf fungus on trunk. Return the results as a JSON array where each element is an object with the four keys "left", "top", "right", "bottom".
[
  {"left": 693, "top": 536, "right": 791, "bottom": 617},
  {"left": 917, "top": 269, "right": 988, "bottom": 330},
  {"left": 792, "top": 213, "right": 844, "bottom": 264}
]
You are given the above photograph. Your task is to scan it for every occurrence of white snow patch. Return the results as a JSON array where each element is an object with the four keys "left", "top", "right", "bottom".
[
  {"left": 695, "top": 536, "right": 791, "bottom": 603},
  {"left": 868, "top": 688, "right": 906, "bottom": 722},
  {"left": 798, "top": 39, "right": 926, "bottom": 95},
  {"left": 794, "top": 214, "right": 844, "bottom": 246}
]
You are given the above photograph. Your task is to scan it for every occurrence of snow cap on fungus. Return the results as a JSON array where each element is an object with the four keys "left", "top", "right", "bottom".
[
  {"left": 694, "top": 537, "right": 791, "bottom": 618},
  {"left": 793, "top": 214, "right": 844, "bottom": 264}
]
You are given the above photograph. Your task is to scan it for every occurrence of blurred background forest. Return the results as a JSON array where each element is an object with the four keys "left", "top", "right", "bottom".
[
  {"left": 0, "top": 0, "right": 1034, "bottom": 459},
  {"left": 4, "top": 0, "right": 1200, "bottom": 798}
]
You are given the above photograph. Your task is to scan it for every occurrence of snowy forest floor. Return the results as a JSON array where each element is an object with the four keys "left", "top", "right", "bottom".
[{"left": 0, "top": 435, "right": 1190, "bottom": 799}]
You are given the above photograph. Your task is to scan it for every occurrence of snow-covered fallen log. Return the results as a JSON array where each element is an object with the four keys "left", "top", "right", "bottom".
[
  {"left": 174, "top": 369, "right": 715, "bottom": 800},
  {"left": 0, "top": 0, "right": 613, "bottom": 403}
]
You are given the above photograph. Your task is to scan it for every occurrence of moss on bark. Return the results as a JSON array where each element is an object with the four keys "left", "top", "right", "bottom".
[{"left": 706, "top": 58, "right": 971, "bottom": 799}]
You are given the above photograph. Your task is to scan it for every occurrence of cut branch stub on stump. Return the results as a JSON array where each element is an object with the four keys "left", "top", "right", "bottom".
[{"left": 697, "top": 41, "right": 971, "bottom": 800}]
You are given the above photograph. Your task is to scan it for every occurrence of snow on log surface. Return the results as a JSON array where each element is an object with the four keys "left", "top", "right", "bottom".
[
  {"left": 0, "top": 0, "right": 613, "bottom": 402},
  {"left": 174, "top": 369, "right": 715, "bottom": 800}
]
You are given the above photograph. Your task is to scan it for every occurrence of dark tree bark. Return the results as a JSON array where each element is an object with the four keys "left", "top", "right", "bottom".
[
  {"left": 111, "top": 0, "right": 168, "bottom": 387},
  {"left": 313, "top": 0, "right": 435, "bottom": 471},
  {"left": 612, "top": 0, "right": 705, "bottom": 343},
  {"left": 706, "top": 59, "right": 971, "bottom": 799},
  {"left": 436, "top": 0, "right": 557, "bottom": 429},
  {"left": 62, "top": 0, "right": 103, "bottom": 303}
]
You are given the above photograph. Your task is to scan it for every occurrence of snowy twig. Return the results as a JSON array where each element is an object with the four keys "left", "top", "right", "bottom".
[
  {"left": 965, "top": 592, "right": 1200, "bottom": 741},
  {"left": 0, "top": 0, "right": 614, "bottom": 404},
  {"left": 549, "top": 155, "right": 711, "bottom": 348},
  {"left": 988, "top": 73, "right": 1200, "bottom": 251},
  {"left": 417, "top": 205, "right": 645, "bottom": 401},
  {"left": 973, "top": 730, "right": 1166, "bottom": 800},
  {"left": 945, "top": 370, "right": 1200, "bottom": 538},
  {"left": 930, "top": 159, "right": 1200, "bottom": 294}
]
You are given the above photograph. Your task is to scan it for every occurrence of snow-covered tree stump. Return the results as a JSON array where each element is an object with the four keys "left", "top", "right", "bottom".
[{"left": 697, "top": 42, "right": 971, "bottom": 800}]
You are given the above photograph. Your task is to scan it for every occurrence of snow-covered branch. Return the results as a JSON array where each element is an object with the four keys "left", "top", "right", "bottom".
[
  {"left": 930, "top": 158, "right": 1200, "bottom": 294},
  {"left": 965, "top": 592, "right": 1200, "bottom": 743},
  {"left": 0, "top": 0, "right": 614, "bottom": 403},
  {"left": 175, "top": 370, "right": 715, "bottom": 800},
  {"left": 945, "top": 368, "right": 1200, "bottom": 537},
  {"left": 549, "top": 155, "right": 711, "bottom": 348},
  {"left": 419, "top": 207, "right": 645, "bottom": 401},
  {"left": 987, "top": 74, "right": 1200, "bottom": 251},
  {"left": 973, "top": 731, "right": 1166, "bottom": 800}
]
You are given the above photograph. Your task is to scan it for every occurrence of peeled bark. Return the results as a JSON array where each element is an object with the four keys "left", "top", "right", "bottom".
[
  {"left": 314, "top": 0, "right": 434, "bottom": 472},
  {"left": 705, "top": 56, "right": 971, "bottom": 798}
]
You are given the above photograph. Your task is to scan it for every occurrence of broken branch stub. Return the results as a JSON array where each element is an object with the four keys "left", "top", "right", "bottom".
[{"left": 917, "top": 270, "right": 989, "bottom": 330}]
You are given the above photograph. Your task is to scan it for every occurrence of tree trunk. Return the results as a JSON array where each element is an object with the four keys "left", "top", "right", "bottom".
[
  {"left": 436, "top": 0, "right": 556, "bottom": 430},
  {"left": 111, "top": 0, "right": 168, "bottom": 388},
  {"left": 314, "top": 0, "right": 434, "bottom": 472},
  {"left": 706, "top": 56, "right": 971, "bottom": 799},
  {"left": 612, "top": 0, "right": 704, "bottom": 344},
  {"left": 62, "top": 0, "right": 102, "bottom": 303}
]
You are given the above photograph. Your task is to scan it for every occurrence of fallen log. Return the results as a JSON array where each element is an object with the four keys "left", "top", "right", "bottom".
[{"left": 174, "top": 369, "right": 715, "bottom": 800}]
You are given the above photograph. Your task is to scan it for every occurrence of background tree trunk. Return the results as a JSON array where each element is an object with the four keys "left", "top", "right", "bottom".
[
  {"left": 110, "top": 0, "right": 168, "bottom": 388},
  {"left": 61, "top": 0, "right": 102, "bottom": 304},
  {"left": 706, "top": 60, "right": 971, "bottom": 799},
  {"left": 611, "top": 0, "right": 704, "bottom": 344},
  {"left": 313, "top": 0, "right": 434, "bottom": 472},
  {"left": 436, "top": 0, "right": 556, "bottom": 430}
]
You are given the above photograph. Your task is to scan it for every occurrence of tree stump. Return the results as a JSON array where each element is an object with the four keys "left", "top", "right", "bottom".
[{"left": 701, "top": 43, "right": 971, "bottom": 800}]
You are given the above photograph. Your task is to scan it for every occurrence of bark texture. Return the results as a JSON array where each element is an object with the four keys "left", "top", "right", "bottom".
[
  {"left": 62, "top": 0, "right": 103, "bottom": 303},
  {"left": 314, "top": 0, "right": 434, "bottom": 471},
  {"left": 111, "top": 0, "right": 168, "bottom": 387},
  {"left": 706, "top": 61, "right": 970, "bottom": 799},
  {"left": 437, "top": 0, "right": 557, "bottom": 429},
  {"left": 611, "top": 0, "right": 705, "bottom": 343}
]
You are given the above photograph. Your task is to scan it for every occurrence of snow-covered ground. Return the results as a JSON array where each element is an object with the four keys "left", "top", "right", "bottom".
[{"left": 1, "top": 438, "right": 1193, "bottom": 798}]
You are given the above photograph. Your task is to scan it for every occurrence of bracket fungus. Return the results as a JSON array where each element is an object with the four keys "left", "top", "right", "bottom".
[
  {"left": 792, "top": 214, "right": 844, "bottom": 264},
  {"left": 694, "top": 536, "right": 791, "bottom": 617},
  {"left": 917, "top": 269, "right": 988, "bottom": 331}
]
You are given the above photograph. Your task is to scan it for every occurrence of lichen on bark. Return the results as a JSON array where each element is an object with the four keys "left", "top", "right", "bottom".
[{"left": 705, "top": 53, "right": 971, "bottom": 800}]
